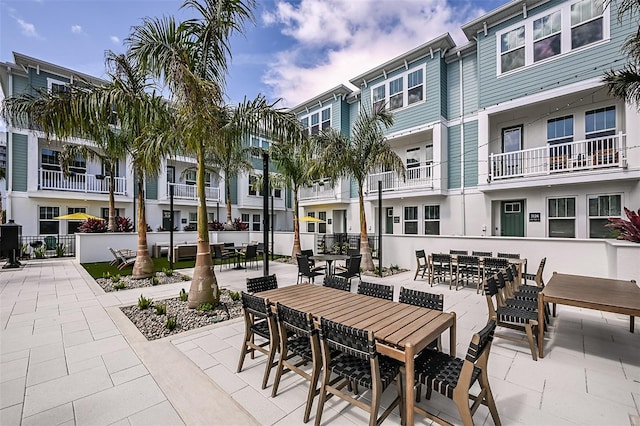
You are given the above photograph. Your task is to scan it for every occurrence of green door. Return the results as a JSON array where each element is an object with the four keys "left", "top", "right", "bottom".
[
  {"left": 385, "top": 208, "right": 394, "bottom": 234},
  {"left": 501, "top": 200, "right": 524, "bottom": 237}
]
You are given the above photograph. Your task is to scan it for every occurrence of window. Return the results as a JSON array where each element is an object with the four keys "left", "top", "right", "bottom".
[
  {"left": 389, "top": 77, "right": 403, "bottom": 110},
  {"left": 252, "top": 214, "right": 261, "bottom": 231},
  {"left": 300, "top": 108, "right": 330, "bottom": 135},
  {"left": 189, "top": 212, "right": 197, "bottom": 228},
  {"left": 41, "top": 149, "right": 61, "bottom": 171},
  {"left": 39, "top": 206, "right": 60, "bottom": 235},
  {"left": 571, "top": 0, "right": 604, "bottom": 49},
  {"left": 48, "top": 78, "right": 70, "bottom": 94},
  {"left": 318, "top": 211, "right": 327, "bottom": 234},
  {"left": 424, "top": 205, "right": 440, "bottom": 235},
  {"left": 67, "top": 207, "right": 86, "bottom": 234},
  {"left": 249, "top": 175, "right": 257, "bottom": 196},
  {"left": 406, "top": 147, "right": 421, "bottom": 180},
  {"left": 501, "top": 26, "right": 525, "bottom": 72},
  {"left": 310, "top": 113, "right": 319, "bottom": 135},
  {"left": 321, "top": 108, "right": 331, "bottom": 131},
  {"left": 102, "top": 159, "right": 120, "bottom": 177},
  {"left": 534, "top": 11, "right": 561, "bottom": 62},
  {"left": 407, "top": 69, "right": 423, "bottom": 104},
  {"left": 588, "top": 194, "right": 621, "bottom": 238},
  {"left": 68, "top": 155, "right": 86, "bottom": 174},
  {"left": 503, "top": 127, "right": 522, "bottom": 153},
  {"left": 370, "top": 66, "right": 425, "bottom": 112},
  {"left": 166, "top": 166, "right": 175, "bottom": 183},
  {"left": 404, "top": 206, "right": 418, "bottom": 235},
  {"left": 101, "top": 208, "right": 121, "bottom": 221},
  {"left": 185, "top": 170, "right": 196, "bottom": 186},
  {"left": 241, "top": 213, "right": 250, "bottom": 229},
  {"left": 496, "top": 0, "right": 608, "bottom": 74},
  {"left": 307, "top": 212, "right": 316, "bottom": 233},
  {"left": 585, "top": 106, "right": 616, "bottom": 138},
  {"left": 547, "top": 116, "right": 573, "bottom": 167},
  {"left": 548, "top": 198, "right": 576, "bottom": 238},
  {"left": 301, "top": 117, "right": 309, "bottom": 135},
  {"left": 273, "top": 187, "right": 282, "bottom": 199}
]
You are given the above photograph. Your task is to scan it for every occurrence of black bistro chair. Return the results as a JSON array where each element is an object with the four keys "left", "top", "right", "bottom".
[
  {"left": 241, "top": 244, "right": 259, "bottom": 270},
  {"left": 335, "top": 254, "right": 361, "bottom": 284},
  {"left": 297, "top": 255, "right": 323, "bottom": 284}
]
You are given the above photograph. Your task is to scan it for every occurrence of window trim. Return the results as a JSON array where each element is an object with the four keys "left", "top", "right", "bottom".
[
  {"left": 587, "top": 193, "right": 622, "bottom": 238},
  {"left": 585, "top": 106, "right": 616, "bottom": 138},
  {"left": 370, "top": 65, "right": 426, "bottom": 113},
  {"left": 300, "top": 106, "right": 332, "bottom": 135},
  {"left": 47, "top": 77, "right": 70, "bottom": 94},
  {"left": 403, "top": 206, "right": 418, "bottom": 235},
  {"left": 423, "top": 205, "right": 440, "bottom": 236},
  {"left": 547, "top": 197, "right": 576, "bottom": 238}
]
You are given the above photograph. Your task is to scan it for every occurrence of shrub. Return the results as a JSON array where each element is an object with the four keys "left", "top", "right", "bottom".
[
  {"left": 110, "top": 274, "right": 121, "bottom": 283},
  {"left": 165, "top": 316, "right": 178, "bottom": 330},
  {"left": 54, "top": 243, "right": 67, "bottom": 257},
  {"left": 113, "top": 282, "right": 126, "bottom": 290},
  {"left": 78, "top": 218, "right": 108, "bottom": 233},
  {"left": 151, "top": 277, "right": 160, "bottom": 286},
  {"left": 162, "top": 267, "right": 173, "bottom": 276},
  {"left": 33, "top": 245, "right": 47, "bottom": 258},
  {"left": 197, "top": 303, "right": 215, "bottom": 312},
  {"left": 208, "top": 219, "right": 224, "bottom": 231},
  {"left": 181, "top": 275, "right": 191, "bottom": 281},
  {"left": 102, "top": 271, "right": 112, "bottom": 279},
  {"left": 606, "top": 207, "right": 640, "bottom": 243},
  {"left": 228, "top": 290, "right": 241, "bottom": 301},
  {"left": 232, "top": 217, "right": 248, "bottom": 231},
  {"left": 115, "top": 216, "right": 134, "bottom": 232},
  {"left": 183, "top": 224, "right": 196, "bottom": 231},
  {"left": 155, "top": 304, "right": 167, "bottom": 315},
  {"left": 179, "top": 289, "right": 188, "bottom": 301},
  {"left": 137, "top": 295, "right": 153, "bottom": 309}
]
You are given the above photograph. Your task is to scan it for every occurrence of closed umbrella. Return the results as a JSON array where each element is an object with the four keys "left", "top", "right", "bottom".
[
  {"left": 299, "top": 216, "right": 325, "bottom": 223},
  {"left": 53, "top": 212, "right": 104, "bottom": 220}
]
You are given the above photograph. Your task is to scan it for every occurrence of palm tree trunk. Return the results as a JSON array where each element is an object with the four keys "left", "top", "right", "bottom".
[
  {"left": 291, "top": 187, "right": 302, "bottom": 258},
  {"left": 188, "top": 149, "right": 218, "bottom": 308},
  {"left": 358, "top": 187, "right": 375, "bottom": 271},
  {"left": 108, "top": 164, "right": 117, "bottom": 232},
  {"left": 132, "top": 175, "right": 154, "bottom": 279},
  {"left": 226, "top": 181, "right": 233, "bottom": 224}
]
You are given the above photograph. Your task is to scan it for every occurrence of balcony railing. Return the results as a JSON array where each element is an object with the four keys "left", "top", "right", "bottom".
[
  {"left": 366, "top": 164, "right": 433, "bottom": 193},
  {"left": 39, "top": 169, "right": 126, "bottom": 194},
  {"left": 299, "top": 183, "right": 339, "bottom": 201},
  {"left": 489, "top": 133, "right": 626, "bottom": 181},
  {"left": 168, "top": 182, "right": 221, "bottom": 201}
]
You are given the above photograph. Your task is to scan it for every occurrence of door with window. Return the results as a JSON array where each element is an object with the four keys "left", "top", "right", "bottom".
[
  {"left": 501, "top": 200, "right": 524, "bottom": 237},
  {"left": 385, "top": 208, "right": 394, "bottom": 234},
  {"left": 501, "top": 126, "right": 522, "bottom": 177}
]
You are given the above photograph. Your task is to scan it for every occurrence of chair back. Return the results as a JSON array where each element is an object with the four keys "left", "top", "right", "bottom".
[
  {"left": 213, "top": 244, "right": 224, "bottom": 259},
  {"left": 472, "top": 251, "right": 493, "bottom": 257},
  {"left": 457, "top": 254, "right": 480, "bottom": 267},
  {"left": 246, "top": 274, "right": 278, "bottom": 293},
  {"left": 449, "top": 249, "right": 468, "bottom": 255},
  {"left": 297, "top": 254, "right": 312, "bottom": 275},
  {"left": 432, "top": 253, "right": 452, "bottom": 265},
  {"left": 245, "top": 244, "right": 258, "bottom": 259},
  {"left": 358, "top": 281, "right": 393, "bottom": 300},
  {"left": 301, "top": 249, "right": 314, "bottom": 258},
  {"left": 483, "top": 257, "right": 509, "bottom": 273},
  {"left": 497, "top": 252, "right": 520, "bottom": 259},
  {"left": 240, "top": 291, "right": 271, "bottom": 318},
  {"left": 465, "top": 320, "right": 496, "bottom": 364},
  {"left": 323, "top": 275, "right": 351, "bottom": 292},
  {"left": 416, "top": 249, "right": 426, "bottom": 260},
  {"left": 319, "top": 317, "right": 375, "bottom": 361},
  {"left": 399, "top": 287, "right": 443, "bottom": 311},
  {"left": 483, "top": 274, "right": 501, "bottom": 319},
  {"left": 535, "top": 257, "right": 547, "bottom": 286},
  {"left": 276, "top": 303, "right": 315, "bottom": 338},
  {"left": 347, "top": 254, "right": 362, "bottom": 275}
]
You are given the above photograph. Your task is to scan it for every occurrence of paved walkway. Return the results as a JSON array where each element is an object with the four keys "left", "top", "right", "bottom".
[{"left": 1, "top": 258, "right": 639, "bottom": 425}]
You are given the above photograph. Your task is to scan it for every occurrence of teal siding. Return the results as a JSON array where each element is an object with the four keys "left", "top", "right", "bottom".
[
  {"left": 348, "top": 102, "right": 359, "bottom": 138},
  {"left": 229, "top": 177, "right": 238, "bottom": 204},
  {"left": 462, "top": 56, "right": 478, "bottom": 115},
  {"left": 463, "top": 121, "right": 478, "bottom": 187},
  {"left": 145, "top": 177, "right": 157, "bottom": 200},
  {"left": 11, "top": 133, "right": 28, "bottom": 192},
  {"left": 340, "top": 100, "right": 350, "bottom": 135},
  {"left": 440, "top": 60, "right": 448, "bottom": 119},
  {"left": 448, "top": 125, "right": 461, "bottom": 189},
  {"left": 12, "top": 75, "right": 30, "bottom": 95},
  {"left": 447, "top": 61, "right": 460, "bottom": 119},
  {"left": 28, "top": 69, "right": 69, "bottom": 92},
  {"left": 477, "top": 0, "right": 632, "bottom": 108}
]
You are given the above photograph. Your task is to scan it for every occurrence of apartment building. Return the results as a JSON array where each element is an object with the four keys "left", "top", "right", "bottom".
[
  {"left": 296, "top": 0, "right": 640, "bottom": 241},
  {"left": 0, "top": 53, "right": 292, "bottom": 236}
]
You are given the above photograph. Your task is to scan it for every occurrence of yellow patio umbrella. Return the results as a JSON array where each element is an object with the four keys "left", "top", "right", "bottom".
[
  {"left": 53, "top": 212, "right": 104, "bottom": 221},
  {"left": 299, "top": 215, "right": 325, "bottom": 223}
]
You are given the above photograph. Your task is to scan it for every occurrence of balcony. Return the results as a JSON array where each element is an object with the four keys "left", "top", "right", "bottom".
[
  {"left": 366, "top": 164, "right": 434, "bottom": 193},
  {"left": 168, "top": 182, "right": 221, "bottom": 202},
  {"left": 299, "top": 183, "right": 339, "bottom": 201},
  {"left": 489, "top": 133, "right": 626, "bottom": 181},
  {"left": 39, "top": 169, "right": 126, "bottom": 194}
]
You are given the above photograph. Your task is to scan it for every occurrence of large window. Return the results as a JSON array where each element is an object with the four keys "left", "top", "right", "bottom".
[
  {"left": 404, "top": 206, "right": 418, "bottom": 235},
  {"left": 185, "top": 170, "right": 196, "bottom": 186},
  {"left": 424, "top": 205, "right": 440, "bottom": 235},
  {"left": 321, "top": 109, "right": 331, "bottom": 131},
  {"left": 318, "top": 211, "right": 326, "bottom": 234},
  {"left": 547, "top": 116, "right": 574, "bottom": 168},
  {"left": 588, "top": 194, "right": 621, "bottom": 238},
  {"left": 166, "top": 166, "right": 175, "bottom": 183},
  {"left": 48, "top": 78, "right": 70, "bottom": 94},
  {"left": 252, "top": 214, "right": 261, "bottom": 231},
  {"left": 300, "top": 108, "right": 330, "bottom": 135},
  {"left": 241, "top": 213, "right": 250, "bottom": 229},
  {"left": 67, "top": 207, "right": 86, "bottom": 234},
  {"left": 585, "top": 106, "right": 615, "bottom": 138},
  {"left": 248, "top": 175, "right": 264, "bottom": 196},
  {"left": 307, "top": 212, "right": 316, "bottom": 233},
  {"left": 39, "top": 206, "right": 60, "bottom": 235},
  {"left": 41, "top": 149, "right": 61, "bottom": 171},
  {"left": 189, "top": 212, "right": 197, "bottom": 228},
  {"left": 101, "top": 208, "right": 121, "bottom": 221},
  {"left": 406, "top": 147, "right": 421, "bottom": 180},
  {"left": 370, "top": 66, "right": 425, "bottom": 112},
  {"left": 548, "top": 198, "right": 575, "bottom": 238},
  {"left": 497, "top": 0, "right": 608, "bottom": 74}
]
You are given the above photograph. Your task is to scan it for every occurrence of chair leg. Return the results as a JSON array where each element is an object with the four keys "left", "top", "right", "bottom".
[
  {"left": 479, "top": 372, "right": 501, "bottom": 426},
  {"left": 271, "top": 343, "right": 287, "bottom": 397},
  {"left": 452, "top": 391, "right": 474, "bottom": 426},
  {"left": 237, "top": 326, "right": 251, "bottom": 373},
  {"left": 314, "top": 365, "right": 330, "bottom": 426},
  {"left": 304, "top": 355, "right": 322, "bottom": 423},
  {"left": 369, "top": 380, "right": 382, "bottom": 426},
  {"left": 525, "top": 323, "right": 538, "bottom": 361}
]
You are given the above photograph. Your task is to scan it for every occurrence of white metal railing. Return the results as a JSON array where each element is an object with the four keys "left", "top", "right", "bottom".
[
  {"left": 367, "top": 164, "right": 433, "bottom": 192},
  {"left": 168, "top": 182, "right": 221, "bottom": 201},
  {"left": 39, "top": 169, "right": 126, "bottom": 194},
  {"left": 299, "top": 182, "right": 338, "bottom": 201},
  {"left": 489, "top": 133, "right": 626, "bottom": 181}
]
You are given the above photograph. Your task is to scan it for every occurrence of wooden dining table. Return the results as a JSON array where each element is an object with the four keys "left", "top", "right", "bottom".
[
  {"left": 256, "top": 283, "right": 457, "bottom": 426},
  {"left": 538, "top": 272, "right": 640, "bottom": 358}
]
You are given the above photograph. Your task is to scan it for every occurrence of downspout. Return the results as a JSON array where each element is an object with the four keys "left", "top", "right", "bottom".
[
  {"left": 6, "top": 68, "right": 13, "bottom": 221},
  {"left": 458, "top": 51, "right": 466, "bottom": 235}
]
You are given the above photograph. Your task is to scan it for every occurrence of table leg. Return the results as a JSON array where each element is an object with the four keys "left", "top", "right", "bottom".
[
  {"left": 327, "top": 260, "right": 333, "bottom": 276},
  {"left": 450, "top": 313, "right": 457, "bottom": 357},
  {"left": 631, "top": 316, "right": 635, "bottom": 333},
  {"left": 538, "top": 292, "right": 545, "bottom": 358},
  {"left": 404, "top": 344, "right": 415, "bottom": 426}
]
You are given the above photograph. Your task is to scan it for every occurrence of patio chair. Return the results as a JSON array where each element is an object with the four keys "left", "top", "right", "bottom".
[
  {"left": 455, "top": 255, "right": 482, "bottom": 293},
  {"left": 314, "top": 317, "right": 403, "bottom": 426},
  {"left": 237, "top": 292, "right": 279, "bottom": 389},
  {"left": 472, "top": 251, "right": 492, "bottom": 258},
  {"left": 335, "top": 254, "right": 361, "bottom": 284},
  {"left": 399, "top": 287, "right": 443, "bottom": 350},
  {"left": 44, "top": 236, "right": 57, "bottom": 251},
  {"left": 271, "top": 303, "right": 322, "bottom": 423},
  {"left": 449, "top": 249, "right": 468, "bottom": 255},
  {"left": 108, "top": 247, "right": 136, "bottom": 270},
  {"left": 482, "top": 257, "right": 510, "bottom": 288},
  {"left": 240, "top": 244, "right": 259, "bottom": 270},
  {"left": 521, "top": 257, "right": 546, "bottom": 289},
  {"left": 497, "top": 252, "right": 520, "bottom": 259},
  {"left": 412, "top": 320, "right": 500, "bottom": 426},
  {"left": 430, "top": 253, "right": 453, "bottom": 288},
  {"left": 501, "top": 267, "right": 549, "bottom": 329},
  {"left": 301, "top": 249, "right": 326, "bottom": 272},
  {"left": 322, "top": 275, "right": 351, "bottom": 292},
  {"left": 246, "top": 274, "right": 278, "bottom": 293},
  {"left": 484, "top": 274, "right": 539, "bottom": 361},
  {"left": 414, "top": 249, "right": 429, "bottom": 281},
  {"left": 296, "top": 255, "right": 323, "bottom": 284},
  {"left": 357, "top": 281, "right": 393, "bottom": 300},
  {"left": 213, "top": 244, "right": 233, "bottom": 271}
]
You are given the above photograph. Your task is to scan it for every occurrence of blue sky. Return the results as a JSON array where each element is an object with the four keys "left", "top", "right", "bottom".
[{"left": 1, "top": 0, "right": 507, "bottom": 109}]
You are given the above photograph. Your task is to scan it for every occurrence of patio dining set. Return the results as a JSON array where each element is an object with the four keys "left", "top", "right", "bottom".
[{"left": 295, "top": 248, "right": 362, "bottom": 284}]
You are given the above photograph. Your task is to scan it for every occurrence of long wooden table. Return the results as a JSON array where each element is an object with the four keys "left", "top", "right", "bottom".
[
  {"left": 256, "top": 283, "right": 456, "bottom": 426},
  {"left": 538, "top": 272, "right": 640, "bottom": 358}
]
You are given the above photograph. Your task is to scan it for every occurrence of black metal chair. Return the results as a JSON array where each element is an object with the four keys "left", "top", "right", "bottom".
[
  {"left": 357, "top": 281, "right": 393, "bottom": 300},
  {"left": 213, "top": 244, "right": 233, "bottom": 271},
  {"left": 322, "top": 275, "right": 351, "bottom": 292},
  {"left": 237, "top": 292, "right": 279, "bottom": 389},
  {"left": 399, "top": 287, "right": 444, "bottom": 350},
  {"left": 241, "top": 244, "right": 259, "bottom": 270},
  {"left": 414, "top": 249, "right": 429, "bottom": 281},
  {"left": 302, "top": 249, "right": 326, "bottom": 273},
  {"left": 413, "top": 320, "right": 500, "bottom": 426},
  {"left": 246, "top": 274, "right": 278, "bottom": 293},
  {"left": 430, "top": 253, "right": 453, "bottom": 288},
  {"left": 272, "top": 303, "right": 322, "bottom": 423},
  {"left": 335, "top": 254, "right": 361, "bottom": 284},
  {"left": 455, "top": 255, "right": 482, "bottom": 293},
  {"left": 297, "top": 255, "right": 323, "bottom": 284},
  {"left": 472, "top": 251, "right": 492, "bottom": 258},
  {"left": 315, "top": 317, "right": 403, "bottom": 426}
]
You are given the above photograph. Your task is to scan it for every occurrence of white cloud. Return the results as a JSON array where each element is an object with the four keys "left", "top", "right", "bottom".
[
  {"left": 110, "top": 36, "right": 120, "bottom": 44},
  {"left": 16, "top": 18, "right": 39, "bottom": 38},
  {"left": 71, "top": 25, "right": 83, "bottom": 34},
  {"left": 261, "top": 0, "right": 484, "bottom": 107}
]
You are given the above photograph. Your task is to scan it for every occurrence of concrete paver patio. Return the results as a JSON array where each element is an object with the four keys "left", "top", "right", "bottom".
[{"left": 1, "top": 258, "right": 639, "bottom": 425}]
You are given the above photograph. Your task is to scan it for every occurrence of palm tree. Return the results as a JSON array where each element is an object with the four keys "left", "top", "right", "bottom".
[
  {"left": 315, "top": 107, "right": 405, "bottom": 271},
  {"left": 270, "top": 136, "right": 318, "bottom": 258},
  {"left": 604, "top": 0, "right": 640, "bottom": 106},
  {"left": 0, "top": 166, "right": 5, "bottom": 223},
  {"left": 128, "top": 0, "right": 302, "bottom": 307}
]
